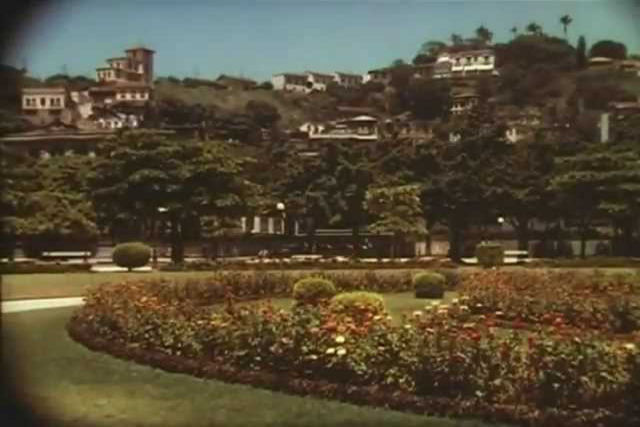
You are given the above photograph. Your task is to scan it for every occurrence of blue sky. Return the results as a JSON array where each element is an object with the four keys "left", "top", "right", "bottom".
[{"left": 4, "top": 0, "right": 640, "bottom": 81}]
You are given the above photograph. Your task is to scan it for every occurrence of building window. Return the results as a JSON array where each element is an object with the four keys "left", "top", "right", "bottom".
[{"left": 40, "top": 97, "right": 46, "bottom": 107}]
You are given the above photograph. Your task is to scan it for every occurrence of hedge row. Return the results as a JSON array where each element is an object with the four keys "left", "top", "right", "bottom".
[{"left": 0, "top": 262, "right": 93, "bottom": 275}]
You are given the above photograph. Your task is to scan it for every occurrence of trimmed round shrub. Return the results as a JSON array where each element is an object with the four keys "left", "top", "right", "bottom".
[
  {"left": 413, "top": 271, "right": 445, "bottom": 299},
  {"left": 112, "top": 242, "right": 152, "bottom": 271},
  {"left": 435, "top": 268, "right": 461, "bottom": 289},
  {"left": 329, "top": 291, "right": 386, "bottom": 320},
  {"left": 292, "top": 277, "right": 337, "bottom": 304},
  {"left": 475, "top": 242, "right": 504, "bottom": 268}
]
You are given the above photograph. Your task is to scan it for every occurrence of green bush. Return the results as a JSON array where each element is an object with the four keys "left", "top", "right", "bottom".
[
  {"left": 434, "top": 269, "right": 461, "bottom": 289},
  {"left": 413, "top": 271, "right": 445, "bottom": 299},
  {"left": 329, "top": 291, "right": 385, "bottom": 320},
  {"left": 112, "top": 242, "right": 151, "bottom": 271},
  {"left": 292, "top": 277, "right": 337, "bottom": 303},
  {"left": 475, "top": 242, "right": 504, "bottom": 268},
  {"left": 0, "top": 262, "right": 92, "bottom": 274}
]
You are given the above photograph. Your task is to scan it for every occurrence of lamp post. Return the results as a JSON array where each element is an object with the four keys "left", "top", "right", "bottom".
[
  {"left": 276, "top": 202, "right": 286, "bottom": 235},
  {"left": 155, "top": 207, "right": 168, "bottom": 266},
  {"left": 496, "top": 216, "right": 505, "bottom": 243}
]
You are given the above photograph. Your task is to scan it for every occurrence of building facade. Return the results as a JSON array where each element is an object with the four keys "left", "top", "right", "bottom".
[{"left": 96, "top": 46, "right": 155, "bottom": 85}]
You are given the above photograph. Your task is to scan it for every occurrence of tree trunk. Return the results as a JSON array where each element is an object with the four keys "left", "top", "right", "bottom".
[
  {"left": 448, "top": 218, "right": 463, "bottom": 262},
  {"left": 352, "top": 226, "right": 361, "bottom": 258},
  {"left": 623, "top": 218, "right": 634, "bottom": 257},
  {"left": 390, "top": 235, "right": 396, "bottom": 259},
  {"left": 514, "top": 219, "right": 530, "bottom": 251},
  {"left": 579, "top": 219, "right": 587, "bottom": 259},
  {"left": 170, "top": 216, "right": 184, "bottom": 264},
  {"left": 308, "top": 218, "right": 316, "bottom": 254}
]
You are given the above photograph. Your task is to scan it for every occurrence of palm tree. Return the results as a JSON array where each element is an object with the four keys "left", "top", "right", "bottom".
[
  {"left": 510, "top": 26, "right": 518, "bottom": 39},
  {"left": 560, "top": 14, "right": 573, "bottom": 38},
  {"left": 526, "top": 22, "right": 542, "bottom": 36},
  {"left": 450, "top": 33, "right": 463, "bottom": 46}
]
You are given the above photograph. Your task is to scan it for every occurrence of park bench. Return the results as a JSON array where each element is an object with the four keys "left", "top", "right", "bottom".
[
  {"left": 41, "top": 251, "right": 91, "bottom": 260},
  {"left": 504, "top": 250, "right": 529, "bottom": 259}
]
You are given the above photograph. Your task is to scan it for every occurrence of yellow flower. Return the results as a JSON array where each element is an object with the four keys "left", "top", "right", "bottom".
[
  {"left": 335, "top": 335, "right": 346, "bottom": 344},
  {"left": 623, "top": 343, "right": 637, "bottom": 352},
  {"left": 326, "top": 347, "right": 336, "bottom": 355},
  {"left": 336, "top": 347, "right": 347, "bottom": 356},
  {"left": 412, "top": 310, "right": 423, "bottom": 317}
]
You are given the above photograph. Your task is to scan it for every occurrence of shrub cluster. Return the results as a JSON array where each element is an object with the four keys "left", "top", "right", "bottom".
[
  {"left": 329, "top": 291, "right": 386, "bottom": 323},
  {"left": 292, "top": 277, "right": 337, "bottom": 304},
  {"left": 475, "top": 242, "right": 504, "bottom": 268},
  {"left": 413, "top": 271, "right": 445, "bottom": 299}
]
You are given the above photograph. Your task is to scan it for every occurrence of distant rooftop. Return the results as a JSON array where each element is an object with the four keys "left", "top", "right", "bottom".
[{"left": 22, "top": 87, "right": 66, "bottom": 94}]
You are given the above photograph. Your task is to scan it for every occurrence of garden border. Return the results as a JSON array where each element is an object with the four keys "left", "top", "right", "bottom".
[{"left": 67, "top": 318, "right": 637, "bottom": 427}]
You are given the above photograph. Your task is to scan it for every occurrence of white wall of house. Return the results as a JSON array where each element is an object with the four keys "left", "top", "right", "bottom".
[{"left": 22, "top": 93, "right": 66, "bottom": 110}]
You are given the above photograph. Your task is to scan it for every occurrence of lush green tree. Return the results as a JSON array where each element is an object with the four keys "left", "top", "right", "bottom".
[
  {"left": 526, "top": 22, "right": 543, "bottom": 36},
  {"left": 510, "top": 26, "right": 518, "bottom": 39},
  {"left": 501, "top": 140, "right": 556, "bottom": 250},
  {"left": 366, "top": 184, "right": 426, "bottom": 258},
  {"left": 391, "top": 58, "right": 407, "bottom": 67},
  {"left": 416, "top": 107, "right": 510, "bottom": 260},
  {"left": 550, "top": 145, "right": 608, "bottom": 258},
  {"left": 5, "top": 154, "right": 99, "bottom": 256},
  {"left": 559, "top": 14, "right": 572, "bottom": 38},
  {"left": 475, "top": 25, "right": 493, "bottom": 44},
  {"left": 328, "top": 143, "right": 374, "bottom": 257},
  {"left": 0, "top": 145, "right": 37, "bottom": 256},
  {"left": 450, "top": 33, "right": 463, "bottom": 46},
  {"left": 272, "top": 152, "right": 335, "bottom": 253},
  {"left": 245, "top": 100, "right": 280, "bottom": 129},
  {"left": 495, "top": 34, "right": 575, "bottom": 70},
  {"left": 90, "top": 131, "right": 255, "bottom": 263},
  {"left": 576, "top": 35, "right": 587, "bottom": 68},
  {"left": 589, "top": 40, "right": 627, "bottom": 59},
  {"left": 419, "top": 40, "right": 447, "bottom": 56},
  {"left": 405, "top": 78, "right": 451, "bottom": 120}
]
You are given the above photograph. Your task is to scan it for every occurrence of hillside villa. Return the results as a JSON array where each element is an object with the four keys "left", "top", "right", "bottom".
[{"left": 272, "top": 70, "right": 364, "bottom": 93}]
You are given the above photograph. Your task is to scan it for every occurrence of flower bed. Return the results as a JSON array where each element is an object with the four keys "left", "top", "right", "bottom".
[
  {"left": 460, "top": 270, "right": 640, "bottom": 334},
  {"left": 68, "top": 270, "right": 640, "bottom": 426}
]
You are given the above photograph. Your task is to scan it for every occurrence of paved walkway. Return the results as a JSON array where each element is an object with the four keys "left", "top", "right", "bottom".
[{"left": 2, "top": 297, "right": 85, "bottom": 313}]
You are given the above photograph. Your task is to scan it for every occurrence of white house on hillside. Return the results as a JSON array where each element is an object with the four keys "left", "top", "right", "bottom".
[
  {"left": 434, "top": 49, "right": 496, "bottom": 78},
  {"left": 272, "top": 73, "right": 310, "bottom": 92},
  {"left": 306, "top": 71, "right": 334, "bottom": 91},
  {"left": 333, "top": 72, "right": 363, "bottom": 87}
]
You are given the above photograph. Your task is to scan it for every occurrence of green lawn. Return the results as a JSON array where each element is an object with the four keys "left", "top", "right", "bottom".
[
  {"left": 233, "top": 291, "right": 459, "bottom": 325},
  {"left": 2, "top": 307, "right": 497, "bottom": 427},
  {"left": 1, "top": 269, "right": 430, "bottom": 301},
  {"left": 3, "top": 267, "right": 636, "bottom": 301},
  {"left": 0, "top": 271, "right": 236, "bottom": 300}
]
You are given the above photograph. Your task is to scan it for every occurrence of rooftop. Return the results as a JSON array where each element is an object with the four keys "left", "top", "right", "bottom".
[
  {"left": 22, "top": 87, "right": 66, "bottom": 94},
  {"left": 216, "top": 74, "right": 257, "bottom": 84},
  {"left": 125, "top": 46, "right": 155, "bottom": 53}
]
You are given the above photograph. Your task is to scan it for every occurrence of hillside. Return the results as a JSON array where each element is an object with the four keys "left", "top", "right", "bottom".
[{"left": 153, "top": 81, "right": 337, "bottom": 128}]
